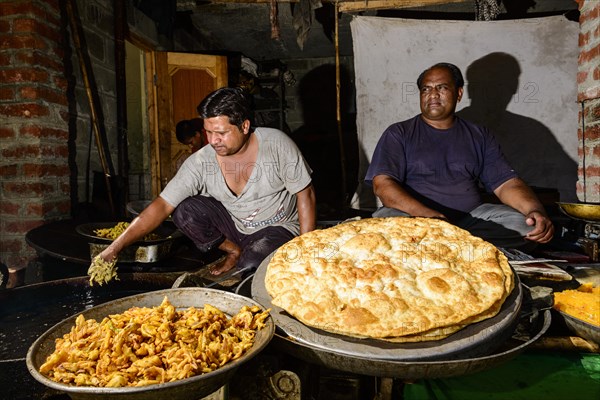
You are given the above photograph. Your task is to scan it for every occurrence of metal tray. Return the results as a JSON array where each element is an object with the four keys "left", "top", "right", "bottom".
[
  {"left": 26, "top": 287, "right": 275, "bottom": 400},
  {"left": 252, "top": 253, "right": 522, "bottom": 362},
  {"left": 555, "top": 309, "right": 600, "bottom": 345}
]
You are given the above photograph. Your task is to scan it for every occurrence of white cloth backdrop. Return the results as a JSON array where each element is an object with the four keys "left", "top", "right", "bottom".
[{"left": 350, "top": 15, "right": 579, "bottom": 209}]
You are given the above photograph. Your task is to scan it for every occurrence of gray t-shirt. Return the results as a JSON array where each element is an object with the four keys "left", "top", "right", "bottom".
[{"left": 160, "top": 128, "right": 312, "bottom": 235}]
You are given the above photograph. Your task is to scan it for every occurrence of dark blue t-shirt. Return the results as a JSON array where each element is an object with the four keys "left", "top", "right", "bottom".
[{"left": 365, "top": 115, "right": 517, "bottom": 220}]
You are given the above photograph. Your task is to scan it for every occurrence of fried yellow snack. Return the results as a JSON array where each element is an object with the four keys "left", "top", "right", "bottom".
[
  {"left": 94, "top": 222, "right": 160, "bottom": 241},
  {"left": 554, "top": 283, "right": 600, "bottom": 327},
  {"left": 40, "top": 297, "right": 270, "bottom": 387},
  {"left": 87, "top": 255, "right": 118, "bottom": 286}
]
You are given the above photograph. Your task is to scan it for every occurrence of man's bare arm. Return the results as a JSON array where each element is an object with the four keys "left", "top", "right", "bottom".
[
  {"left": 372, "top": 175, "right": 446, "bottom": 219},
  {"left": 99, "top": 197, "right": 175, "bottom": 261},
  {"left": 494, "top": 177, "right": 554, "bottom": 243},
  {"left": 296, "top": 183, "right": 317, "bottom": 234}
]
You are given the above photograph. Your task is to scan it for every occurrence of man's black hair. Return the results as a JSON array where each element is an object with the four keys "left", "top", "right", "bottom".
[
  {"left": 417, "top": 62, "right": 465, "bottom": 90},
  {"left": 175, "top": 119, "right": 195, "bottom": 143},
  {"left": 196, "top": 87, "right": 253, "bottom": 130}
]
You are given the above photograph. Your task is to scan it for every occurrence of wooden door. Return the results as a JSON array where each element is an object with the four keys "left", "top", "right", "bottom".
[{"left": 150, "top": 52, "right": 227, "bottom": 195}]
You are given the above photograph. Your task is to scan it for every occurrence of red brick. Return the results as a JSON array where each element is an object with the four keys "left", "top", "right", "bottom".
[
  {"left": 0, "top": 68, "right": 49, "bottom": 84},
  {"left": 0, "top": 200, "right": 20, "bottom": 216},
  {"left": 22, "top": 163, "right": 69, "bottom": 177},
  {"left": 578, "top": 3, "right": 600, "bottom": 25},
  {"left": 0, "top": 103, "right": 49, "bottom": 118},
  {"left": 0, "top": 34, "right": 47, "bottom": 50},
  {"left": 15, "top": 51, "right": 62, "bottom": 72},
  {"left": 579, "top": 31, "right": 590, "bottom": 47},
  {"left": 0, "top": 87, "right": 15, "bottom": 101},
  {"left": 13, "top": 17, "right": 61, "bottom": 43},
  {"left": 0, "top": 53, "right": 11, "bottom": 66},
  {"left": 20, "top": 86, "right": 68, "bottom": 106},
  {"left": 0, "top": 1, "right": 35, "bottom": 17},
  {"left": 0, "top": 127, "right": 15, "bottom": 139},
  {"left": 1, "top": 144, "right": 40, "bottom": 158},
  {"left": 0, "top": 20, "right": 10, "bottom": 34},
  {"left": 26, "top": 200, "right": 70, "bottom": 217},
  {"left": 2, "top": 182, "right": 56, "bottom": 197},
  {"left": 19, "top": 124, "right": 41, "bottom": 138},
  {"left": 582, "top": 124, "right": 600, "bottom": 141},
  {"left": 578, "top": 43, "right": 600, "bottom": 64},
  {"left": 577, "top": 70, "right": 589, "bottom": 84},
  {"left": 4, "top": 219, "right": 45, "bottom": 235},
  {"left": 0, "top": 164, "right": 18, "bottom": 177},
  {"left": 22, "top": 127, "right": 66, "bottom": 140},
  {"left": 593, "top": 144, "right": 600, "bottom": 158},
  {"left": 40, "top": 144, "right": 68, "bottom": 158},
  {"left": 53, "top": 76, "right": 68, "bottom": 91},
  {"left": 0, "top": 239, "right": 23, "bottom": 253},
  {"left": 12, "top": 18, "right": 35, "bottom": 33},
  {"left": 591, "top": 100, "right": 600, "bottom": 119},
  {"left": 594, "top": 65, "right": 600, "bottom": 81}
]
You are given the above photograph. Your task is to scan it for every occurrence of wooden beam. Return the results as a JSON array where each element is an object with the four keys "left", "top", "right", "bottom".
[
  {"left": 338, "top": 0, "right": 469, "bottom": 12},
  {"left": 202, "top": 0, "right": 470, "bottom": 12}
]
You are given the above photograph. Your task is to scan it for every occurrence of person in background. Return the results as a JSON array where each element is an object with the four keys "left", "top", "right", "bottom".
[
  {"left": 365, "top": 62, "right": 554, "bottom": 250},
  {"left": 176, "top": 118, "right": 207, "bottom": 152},
  {"left": 95, "top": 87, "right": 316, "bottom": 276}
]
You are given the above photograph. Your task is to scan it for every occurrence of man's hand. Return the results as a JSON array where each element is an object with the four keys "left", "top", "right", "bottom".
[{"left": 524, "top": 210, "right": 554, "bottom": 243}]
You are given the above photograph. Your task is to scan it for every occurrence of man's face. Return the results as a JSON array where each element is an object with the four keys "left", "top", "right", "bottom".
[
  {"left": 419, "top": 67, "right": 463, "bottom": 124},
  {"left": 184, "top": 132, "right": 203, "bottom": 152},
  {"left": 204, "top": 115, "right": 250, "bottom": 156}
]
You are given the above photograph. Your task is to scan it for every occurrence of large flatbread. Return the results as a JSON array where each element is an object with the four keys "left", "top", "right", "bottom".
[{"left": 265, "top": 217, "right": 513, "bottom": 341}]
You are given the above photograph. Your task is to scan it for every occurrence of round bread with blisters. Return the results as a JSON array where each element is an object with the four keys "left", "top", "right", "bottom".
[{"left": 265, "top": 217, "right": 513, "bottom": 340}]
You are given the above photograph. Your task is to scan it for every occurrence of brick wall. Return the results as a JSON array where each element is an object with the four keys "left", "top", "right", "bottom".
[
  {"left": 0, "top": 0, "right": 70, "bottom": 273},
  {"left": 577, "top": 0, "right": 600, "bottom": 202}
]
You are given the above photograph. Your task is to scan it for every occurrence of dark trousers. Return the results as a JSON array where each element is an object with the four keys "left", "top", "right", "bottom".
[{"left": 172, "top": 195, "right": 295, "bottom": 272}]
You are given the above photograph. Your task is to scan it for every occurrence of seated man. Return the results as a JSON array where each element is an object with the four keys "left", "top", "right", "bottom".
[
  {"left": 175, "top": 118, "right": 206, "bottom": 152},
  {"left": 96, "top": 87, "right": 316, "bottom": 275},
  {"left": 365, "top": 62, "right": 554, "bottom": 249}
]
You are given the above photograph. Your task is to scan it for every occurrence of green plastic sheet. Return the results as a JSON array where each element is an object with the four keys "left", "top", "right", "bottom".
[{"left": 404, "top": 352, "right": 600, "bottom": 400}]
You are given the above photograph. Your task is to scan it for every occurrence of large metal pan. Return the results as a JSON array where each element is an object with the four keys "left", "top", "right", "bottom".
[
  {"left": 251, "top": 254, "right": 522, "bottom": 362},
  {"left": 557, "top": 202, "right": 600, "bottom": 222},
  {"left": 26, "top": 287, "right": 275, "bottom": 400},
  {"left": 236, "top": 273, "right": 550, "bottom": 380},
  {"left": 0, "top": 273, "right": 179, "bottom": 400}
]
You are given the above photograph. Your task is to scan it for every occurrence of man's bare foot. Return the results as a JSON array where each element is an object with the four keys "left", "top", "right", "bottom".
[
  {"left": 210, "top": 254, "right": 237, "bottom": 275},
  {"left": 210, "top": 239, "right": 241, "bottom": 276}
]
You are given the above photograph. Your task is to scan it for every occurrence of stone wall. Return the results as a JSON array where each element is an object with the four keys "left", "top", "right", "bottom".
[{"left": 577, "top": 0, "right": 600, "bottom": 202}]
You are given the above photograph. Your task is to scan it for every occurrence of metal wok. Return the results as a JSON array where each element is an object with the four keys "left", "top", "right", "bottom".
[
  {"left": 26, "top": 287, "right": 275, "bottom": 400},
  {"left": 557, "top": 202, "right": 600, "bottom": 222}
]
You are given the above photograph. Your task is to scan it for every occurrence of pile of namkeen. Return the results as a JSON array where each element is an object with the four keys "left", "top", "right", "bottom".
[
  {"left": 40, "top": 297, "right": 270, "bottom": 387},
  {"left": 553, "top": 283, "right": 600, "bottom": 327},
  {"left": 87, "top": 222, "right": 161, "bottom": 286},
  {"left": 265, "top": 217, "right": 514, "bottom": 342}
]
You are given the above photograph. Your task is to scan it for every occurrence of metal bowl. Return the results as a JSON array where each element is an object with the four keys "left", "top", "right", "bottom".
[
  {"left": 26, "top": 288, "right": 275, "bottom": 400},
  {"left": 557, "top": 202, "right": 600, "bottom": 222},
  {"left": 76, "top": 222, "right": 183, "bottom": 263},
  {"left": 555, "top": 309, "right": 600, "bottom": 345}
]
